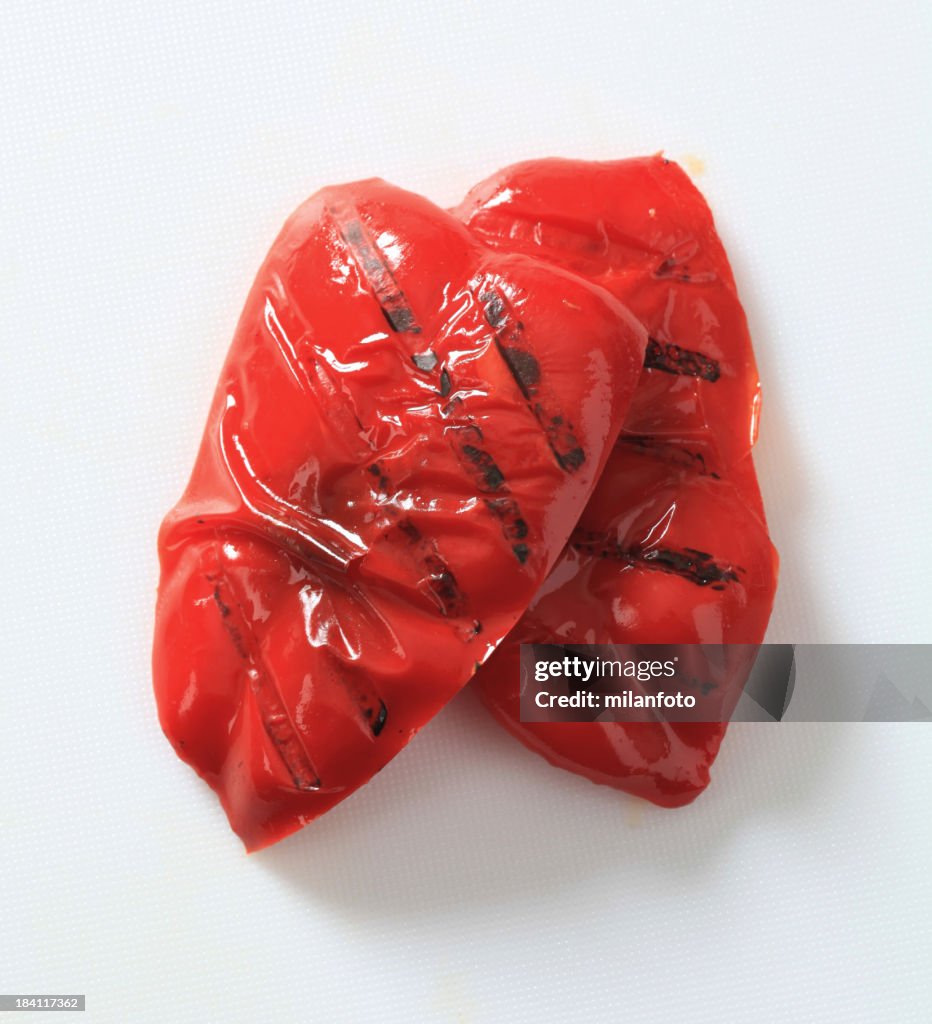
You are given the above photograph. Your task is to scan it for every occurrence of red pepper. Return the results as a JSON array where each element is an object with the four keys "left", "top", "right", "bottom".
[
  {"left": 153, "top": 179, "right": 647, "bottom": 850},
  {"left": 455, "top": 155, "right": 761, "bottom": 474},
  {"left": 458, "top": 157, "right": 778, "bottom": 805},
  {"left": 474, "top": 445, "right": 778, "bottom": 805}
]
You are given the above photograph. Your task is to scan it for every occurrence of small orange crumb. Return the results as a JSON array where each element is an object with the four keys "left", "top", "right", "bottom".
[{"left": 681, "top": 154, "right": 706, "bottom": 178}]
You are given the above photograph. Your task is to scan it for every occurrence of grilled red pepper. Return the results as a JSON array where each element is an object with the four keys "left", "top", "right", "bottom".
[
  {"left": 153, "top": 178, "right": 647, "bottom": 850},
  {"left": 474, "top": 446, "right": 778, "bottom": 805},
  {"left": 458, "top": 157, "right": 777, "bottom": 805},
  {"left": 455, "top": 155, "right": 761, "bottom": 474}
]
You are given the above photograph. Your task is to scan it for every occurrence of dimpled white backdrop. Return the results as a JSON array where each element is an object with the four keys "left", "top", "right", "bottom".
[{"left": 1, "top": 2, "right": 931, "bottom": 1021}]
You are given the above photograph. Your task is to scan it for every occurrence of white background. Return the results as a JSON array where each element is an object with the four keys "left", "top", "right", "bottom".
[{"left": 2, "top": 2, "right": 931, "bottom": 1021}]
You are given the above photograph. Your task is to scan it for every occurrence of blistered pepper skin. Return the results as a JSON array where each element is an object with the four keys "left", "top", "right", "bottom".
[
  {"left": 460, "top": 158, "right": 777, "bottom": 805},
  {"left": 153, "top": 179, "right": 647, "bottom": 850}
]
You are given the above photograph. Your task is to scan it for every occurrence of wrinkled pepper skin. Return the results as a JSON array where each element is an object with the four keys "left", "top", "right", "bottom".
[
  {"left": 474, "top": 446, "right": 778, "bottom": 806},
  {"left": 459, "top": 158, "right": 777, "bottom": 805},
  {"left": 455, "top": 156, "right": 761, "bottom": 474},
  {"left": 153, "top": 179, "right": 647, "bottom": 850}
]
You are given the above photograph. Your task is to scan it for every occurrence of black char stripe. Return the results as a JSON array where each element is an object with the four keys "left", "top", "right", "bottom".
[
  {"left": 450, "top": 428, "right": 533, "bottom": 564},
  {"left": 571, "top": 537, "right": 740, "bottom": 587},
  {"left": 644, "top": 337, "right": 720, "bottom": 382},
  {"left": 423, "top": 553, "right": 466, "bottom": 617},
  {"left": 395, "top": 516, "right": 467, "bottom": 619},
  {"left": 485, "top": 496, "right": 529, "bottom": 539},
  {"left": 459, "top": 441, "right": 506, "bottom": 492},
  {"left": 621, "top": 436, "right": 717, "bottom": 477},
  {"left": 485, "top": 496, "right": 530, "bottom": 563},
  {"left": 330, "top": 205, "right": 421, "bottom": 333},
  {"left": 358, "top": 694, "right": 388, "bottom": 737},
  {"left": 479, "top": 288, "right": 585, "bottom": 473},
  {"left": 342, "top": 253, "right": 534, "bottom": 569},
  {"left": 639, "top": 547, "right": 737, "bottom": 585},
  {"left": 369, "top": 701, "right": 388, "bottom": 736},
  {"left": 367, "top": 461, "right": 391, "bottom": 492},
  {"left": 412, "top": 351, "right": 438, "bottom": 372},
  {"left": 208, "top": 574, "right": 322, "bottom": 790},
  {"left": 340, "top": 673, "right": 389, "bottom": 739}
]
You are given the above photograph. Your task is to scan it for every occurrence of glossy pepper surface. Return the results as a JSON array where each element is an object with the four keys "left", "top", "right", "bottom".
[
  {"left": 455, "top": 155, "right": 761, "bottom": 474},
  {"left": 474, "top": 445, "right": 778, "bottom": 805},
  {"left": 458, "top": 157, "right": 778, "bottom": 805},
  {"left": 153, "top": 178, "right": 647, "bottom": 850}
]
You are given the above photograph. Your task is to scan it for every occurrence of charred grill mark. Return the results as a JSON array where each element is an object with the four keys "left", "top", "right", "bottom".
[
  {"left": 571, "top": 535, "right": 740, "bottom": 587},
  {"left": 644, "top": 337, "right": 721, "bottom": 382},
  {"left": 365, "top": 700, "right": 388, "bottom": 736},
  {"left": 485, "top": 496, "right": 530, "bottom": 563},
  {"left": 332, "top": 670, "right": 390, "bottom": 739},
  {"left": 549, "top": 432, "right": 586, "bottom": 472},
  {"left": 422, "top": 553, "right": 465, "bottom": 617},
  {"left": 655, "top": 257, "right": 677, "bottom": 276},
  {"left": 361, "top": 279, "right": 535, "bottom": 568},
  {"left": 450, "top": 427, "right": 532, "bottom": 564},
  {"left": 485, "top": 497, "right": 529, "bottom": 539},
  {"left": 367, "top": 461, "right": 390, "bottom": 493},
  {"left": 395, "top": 516, "right": 465, "bottom": 618},
  {"left": 330, "top": 206, "right": 420, "bottom": 334},
  {"left": 339, "top": 671, "right": 387, "bottom": 738},
  {"left": 621, "top": 436, "right": 715, "bottom": 476},
  {"left": 459, "top": 442, "right": 506, "bottom": 492},
  {"left": 397, "top": 518, "right": 421, "bottom": 543},
  {"left": 499, "top": 346, "right": 541, "bottom": 398},
  {"left": 479, "top": 288, "right": 586, "bottom": 473},
  {"left": 208, "top": 571, "right": 322, "bottom": 791},
  {"left": 654, "top": 240, "right": 700, "bottom": 277},
  {"left": 441, "top": 395, "right": 461, "bottom": 418},
  {"left": 412, "top": 350, "right": 439, "bottom": 372},
  {"left": 638, "top": 547, "right": 738, "bottom": 585},
  {"left": 389, "top": 510, "right": 465, "bottom": 619},
  {"left": 654, "top": 258, "right": 716, "bottom": 285},
  {"left": 411, "top": 346, "right": 454, "bottom": 404},
  {"left": 483, "top": 289, "right": 507, "bottom": 328},
  {"left": 212, "top": 585, "right": 248, "bottom": 659}
]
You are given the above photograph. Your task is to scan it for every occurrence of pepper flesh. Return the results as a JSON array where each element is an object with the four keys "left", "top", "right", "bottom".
[
  {"left": 458, "top": 157, "right": 777, "bottom": 805},
  {"left": 153, "top": 178, "right": 647, "bottom": 850}
]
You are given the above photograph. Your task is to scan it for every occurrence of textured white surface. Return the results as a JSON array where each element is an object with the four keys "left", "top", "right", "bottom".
[{"left": 1, "top": 1, "right": 931, "bottom": 1021}]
